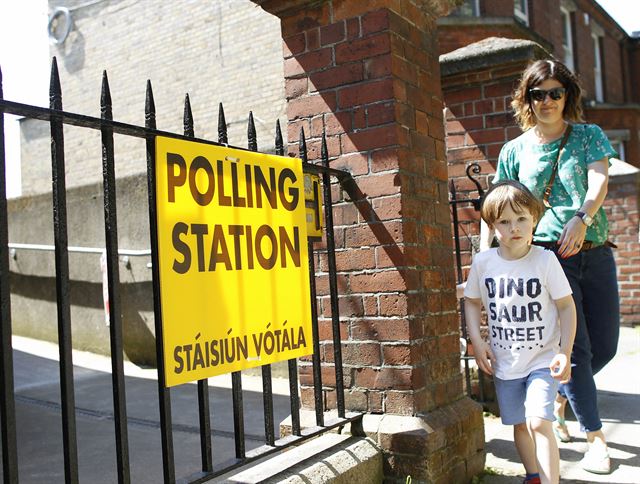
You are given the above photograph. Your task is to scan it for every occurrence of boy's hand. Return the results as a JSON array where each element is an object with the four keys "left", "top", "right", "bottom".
[
  {"left": 549, "top": 353, "right": 571, "bottom": 383},
  {"left": 473, "top": 340, "right": 495, "bottom": 376}
]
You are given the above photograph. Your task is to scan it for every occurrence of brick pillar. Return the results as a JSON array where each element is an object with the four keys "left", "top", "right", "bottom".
[{"left": 254, "top": 1, "right": 484, "bottom": 482}]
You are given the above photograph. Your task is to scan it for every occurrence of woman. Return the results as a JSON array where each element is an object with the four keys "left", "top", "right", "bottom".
[{"left": 481, "top": 59, "right": 619, "bottom": 475}]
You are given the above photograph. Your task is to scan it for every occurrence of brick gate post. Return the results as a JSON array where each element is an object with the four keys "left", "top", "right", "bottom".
[{"left": 253, "top": 1, "right": 485, "bottom": 481}]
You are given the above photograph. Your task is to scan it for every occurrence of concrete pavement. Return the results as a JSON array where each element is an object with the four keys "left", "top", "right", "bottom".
[
  {"left": 5, "top": 337, "right": 294, "bottom": 483},
  {"left": 481, "top": 325, "right": 640, "bottom": 483},
  {"left": 3, "top": 326, "right": 638, "bottom": 483}
]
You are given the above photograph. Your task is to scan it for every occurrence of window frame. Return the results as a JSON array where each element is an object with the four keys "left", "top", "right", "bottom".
[
  {"left": 450, "top": 0, "right": 480, "bottom": 17},
  {"left": 560, "top": 7, "right": 575, "bottom": 72},
  {"left": 610, "top": 139, "right": 626, "bottom": 161},
  {"left": 592, "top": 32, "right": 604, "bottom": 103},
  {"left": 514, "top": 0, "right": 529, "bottom": 26}
]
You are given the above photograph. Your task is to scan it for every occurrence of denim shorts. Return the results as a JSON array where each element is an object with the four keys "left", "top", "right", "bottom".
[{"left": 494, "top": 367, "right": 558, "bottom": 425}]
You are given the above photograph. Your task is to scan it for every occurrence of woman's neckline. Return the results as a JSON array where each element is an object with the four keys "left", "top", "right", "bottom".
[{"left": 530, "top": 121, "right": 570, "bottom": 145}]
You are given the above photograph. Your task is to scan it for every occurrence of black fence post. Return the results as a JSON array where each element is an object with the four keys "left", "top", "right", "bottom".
[
  {"left": 49, "top": 57, "right": 80, "bottom": 484},
  {"left": 218, "top": 102, "right": 246, "bottom": 459},
  {"left": 0, "top": 64, "right": 19, "bottom": 484},
  {"left": 100, "top": 71, "right": 131, "bottom": 484},
  {"left": 450, "top": 163, "right": 485, "bottom": 402},
  {"left": 320, "top": 131, "right": 345, "bottom": 418},
  {"left": 300, "top": 128, "right": 325, "bottom": 426},
  {"left": 248, "top": 112, "right": 277, "bottom": 447},
  {"left": 183, "top": 93, "right": 214, "bottom": 473},
  {"left": 145, "top": 80, "right": 176, "bottom": 484},
  {"left": 277, "top": 120, "right": 301, "bottom": 437}
]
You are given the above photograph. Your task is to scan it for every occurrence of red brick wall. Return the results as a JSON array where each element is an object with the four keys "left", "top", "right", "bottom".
[
  {"left": 601, "top": 35, "right": 624, "bottom": 103},
  {"left": 603, "top": 175, "right": 640, "bottom": 326},
  {"left": 276, "top": 2, "right": 464, "bottom": 417},
  {"left": 528, "top": 0, "right": 563, "bottom": 55},
  {"left": 629, "top": 42, "right": 640, "bottom": 103},
  {"left": 481, "top": 0, "right": 512, "bottom": 17},
  {"left": 568, "top": 8, "right": 596, "bottom": 92},
  {"left": 444, "top": 66, "right": 521, "bottom": 275}
]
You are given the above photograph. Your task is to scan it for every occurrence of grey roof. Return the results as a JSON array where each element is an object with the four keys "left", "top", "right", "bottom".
[{"left": 440, "top": 37, "right": 549, "bottom": 77}]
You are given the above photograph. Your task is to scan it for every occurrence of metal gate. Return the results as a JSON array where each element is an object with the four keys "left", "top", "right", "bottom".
[
  {"left": 448, "top": 162, "right": 489, "bottom": 405},
  {"left": 0, "top": 58, "right": 362, "bottom": 483}
]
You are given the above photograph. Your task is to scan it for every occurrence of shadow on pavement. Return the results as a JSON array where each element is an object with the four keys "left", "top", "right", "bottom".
[{"left": 3, "top": 350, "right": 293, "bottom": 483}]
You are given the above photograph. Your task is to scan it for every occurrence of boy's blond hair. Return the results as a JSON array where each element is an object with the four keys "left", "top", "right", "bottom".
[{"left": 481, "top": 180, "right": 544, "bottom": 226}]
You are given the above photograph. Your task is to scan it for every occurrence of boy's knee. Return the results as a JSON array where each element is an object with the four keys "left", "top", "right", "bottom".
[{"left": 526, "top": 417, "right": 550, "bottom": 434}]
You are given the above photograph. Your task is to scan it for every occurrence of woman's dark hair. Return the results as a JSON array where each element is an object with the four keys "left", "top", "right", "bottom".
[{"left": 511, "top": 59, "right": 585, "bottom": 130}]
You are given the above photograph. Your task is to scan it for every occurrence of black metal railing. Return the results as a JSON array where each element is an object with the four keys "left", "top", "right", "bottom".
[
  {"left": 449, "top": 162, "right": 487, "bottom": 404},
  {"left": 0, "top": 58, "right": 362, "bottom": 484}
]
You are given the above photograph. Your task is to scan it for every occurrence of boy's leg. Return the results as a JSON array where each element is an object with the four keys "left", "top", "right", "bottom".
[
  {"left": 527, "top": 417, "right": 559, "bottom": 484},
  {"left": 525, "top": 368, "right": 560, "bottom": 484},
  {"left": 494, "top": 375, "right": 539, "bottom": 476},
  {"left": 514, "top": 423, "right": 538, "bottom": 475}
]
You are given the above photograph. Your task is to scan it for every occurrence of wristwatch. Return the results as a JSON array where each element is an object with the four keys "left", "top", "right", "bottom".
[{"left": 575, "top": 211, "right": 594, "bottom": 227}]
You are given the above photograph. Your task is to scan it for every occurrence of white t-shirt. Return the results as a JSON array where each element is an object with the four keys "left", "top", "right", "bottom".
[{"left": 464, "top": 245, "right": 572, "bottom": 380}]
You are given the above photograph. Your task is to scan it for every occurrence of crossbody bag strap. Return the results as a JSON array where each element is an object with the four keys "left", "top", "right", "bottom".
[{"left": 542, "top": 124, "right": 573, "bottom": 208}]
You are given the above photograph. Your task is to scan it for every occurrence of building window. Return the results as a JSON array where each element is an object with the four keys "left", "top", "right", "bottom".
[
  {"left": 592, "top": 33, "right": 604, "bottom": 102},
  {"left": 450, "top": 0, "right": 480, "bottom": 17},
  {"left": 561, "top": 7, "right": 575, "bottom": 72},
  {"left": 514, "top": 0, "right": 529, "bottom": 26},
  {"left": 604, "top": 130, "right": 629, "bottom": 161},
  {"left": 610, "top": 140, "right": 625, "bottom": 161},
  {"left": 609, "top": 140, "right": 626, "bottom": 161}
]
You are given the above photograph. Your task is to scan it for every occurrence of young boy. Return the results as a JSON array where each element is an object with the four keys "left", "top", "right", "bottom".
[{"left": 464, "top": 180, "right": 576, "bottom": 484}]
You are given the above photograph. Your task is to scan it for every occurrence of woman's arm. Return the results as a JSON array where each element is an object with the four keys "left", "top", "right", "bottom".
[
  {"left": 581, "top": 158, "right": 609, "bottom": 216},
  {"left": 557, "top": 157, "right": 609, "bottom": 258}
]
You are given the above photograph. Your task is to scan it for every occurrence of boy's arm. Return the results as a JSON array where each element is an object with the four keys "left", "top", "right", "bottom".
[
  {"left": 549, "top": 295, "right": 577, "bottom": 383},
  {"left": 464, "top": 297, "right": 494, "bottom": 375}
]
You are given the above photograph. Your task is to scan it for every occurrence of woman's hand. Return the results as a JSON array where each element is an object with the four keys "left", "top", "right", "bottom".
[{"left": 557, "top": 215, "right": 587, "bottom": 258}]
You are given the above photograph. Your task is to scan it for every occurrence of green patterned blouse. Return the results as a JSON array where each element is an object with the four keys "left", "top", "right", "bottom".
[{"left": 495, "top": 124, "right": 616, "bottom": 244}]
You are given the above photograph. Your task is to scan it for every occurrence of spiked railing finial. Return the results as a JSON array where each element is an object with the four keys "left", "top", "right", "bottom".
[
  {"left": 298, "top": 127, "right": 307, "bottom": 164},
  {"left": 183, "top": 94, "right": 194, "bottom": 137},
  {"left": 218, "top": 103, "right": 228, "bottom": 144},
  {"left": 275, "top": 119, "right": 283, "bottom": 156},
  {"left": 248, "top": 111, "right": 257, "bottom": 151}
]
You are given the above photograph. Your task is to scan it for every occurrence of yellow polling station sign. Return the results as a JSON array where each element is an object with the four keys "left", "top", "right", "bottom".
[{"left": 155, "top": 136, "right": 313, "bottom": 387}]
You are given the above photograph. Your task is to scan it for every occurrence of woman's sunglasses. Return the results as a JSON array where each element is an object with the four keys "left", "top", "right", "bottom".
[{"left": 528, "top": 87, "right": 566, "bottom": 102}]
